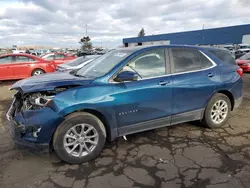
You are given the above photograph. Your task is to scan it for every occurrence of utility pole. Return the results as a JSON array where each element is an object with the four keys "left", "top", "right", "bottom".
[{"left": 85, "top": 24, "right": 88, "bottom": 36}]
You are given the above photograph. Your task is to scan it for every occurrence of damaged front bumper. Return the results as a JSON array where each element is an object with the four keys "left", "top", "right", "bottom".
[{"left": 6, "top": 96, "right": 64, "bottom": 152}]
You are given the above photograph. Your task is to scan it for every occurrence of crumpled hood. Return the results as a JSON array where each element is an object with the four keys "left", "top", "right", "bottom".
[{"left": 10, "top": 72, "right": 94, "bottom": 93}]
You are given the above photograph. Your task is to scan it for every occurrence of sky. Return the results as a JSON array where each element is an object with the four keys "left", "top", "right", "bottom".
[{"left": 0, "top": 0, "right": 249, "bottom": 48}]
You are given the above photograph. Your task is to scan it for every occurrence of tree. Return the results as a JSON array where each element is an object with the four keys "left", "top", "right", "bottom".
[
  {"left": 138, "top": 28, "right": 145, "bottom": 37},
  {"left": 79, "top": 36, "right": 92, "bottom": 50}
]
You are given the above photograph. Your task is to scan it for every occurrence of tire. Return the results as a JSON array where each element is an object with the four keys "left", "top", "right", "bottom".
[
  {"left": 202, "top": 93, "right": 231, "bottom": 128},
  {"left": 53, "top": 112, "right": 106, "bottom": 164},
  {"left": 31, "top": 69, "right": 45, "bottom": 76}
]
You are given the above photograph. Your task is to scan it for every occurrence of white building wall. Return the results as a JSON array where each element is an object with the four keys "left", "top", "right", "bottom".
[{"left": 242, "top": 35, "right": 250, "bottom": 44}]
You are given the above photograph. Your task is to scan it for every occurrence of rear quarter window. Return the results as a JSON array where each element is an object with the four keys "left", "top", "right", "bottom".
[{"left": 208, "top": 49, "right": 236, "bottom": 65}]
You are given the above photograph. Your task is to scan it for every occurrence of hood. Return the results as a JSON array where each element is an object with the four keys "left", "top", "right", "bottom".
[
  {"left": 57, "top": 64, "right": 71, "bottom": 69},
  {"left": 11, "top": 72, "right": 94, "bottom": 93}
]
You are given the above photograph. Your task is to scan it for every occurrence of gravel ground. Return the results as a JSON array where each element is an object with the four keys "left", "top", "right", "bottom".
[{"left": 0, "top": 75, "right": 250, "bottom": 188}]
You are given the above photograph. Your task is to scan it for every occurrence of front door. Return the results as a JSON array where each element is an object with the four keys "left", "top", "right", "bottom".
[
  {"left": 169, "top": 48, "right": 218, "bottom": 123},
  {"left": 111, "top": 48, "right": 173, "bottom": 135},
  {"left": 0, "top": 55, "right": 14, "bottom": 80}
]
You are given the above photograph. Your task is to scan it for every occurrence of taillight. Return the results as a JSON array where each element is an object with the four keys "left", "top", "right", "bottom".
[{"left": 237, "top": 67, "right": 243, "bottom": 77}]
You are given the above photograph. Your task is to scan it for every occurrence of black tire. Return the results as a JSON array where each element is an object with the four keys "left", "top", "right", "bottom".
[
  {"left": 31, "top": 68, "right": 45, "bottom": 76},
  {"left": 202, "top": 93, "right": 231, "bottom": 128},
  {"left": 53, "top": 112, "right": 106, "bottom": 164}
]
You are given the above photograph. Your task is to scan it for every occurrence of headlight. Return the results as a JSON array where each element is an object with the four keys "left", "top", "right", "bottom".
[{"left": 35, "top": 97, "right": 53, "bottom": 107}]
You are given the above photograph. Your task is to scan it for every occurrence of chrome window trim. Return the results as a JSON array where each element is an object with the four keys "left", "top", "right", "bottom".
[{"left": 110, "top": 49, "right": 217, "bottom": 83}]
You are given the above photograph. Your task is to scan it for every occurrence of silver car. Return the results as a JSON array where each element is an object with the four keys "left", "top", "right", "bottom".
[{"left": 56, "top": 55, "right": 100, "bottom": 72}]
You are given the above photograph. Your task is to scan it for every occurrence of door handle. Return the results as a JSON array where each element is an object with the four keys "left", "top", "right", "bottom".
[
  {"left": 207, "top": 73, "right": 214, "bottom": 78},
  {"left": 158, "top": 81, "right": 170, "bottom": 86}
]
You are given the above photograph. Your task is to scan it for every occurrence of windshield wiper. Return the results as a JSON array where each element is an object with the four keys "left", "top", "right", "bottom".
[
  {"left": 69, "top": 69, "right": 85, "bottom": 77},
  {"left": 73, "top": 73, "right": 85, "bottom": 78}
]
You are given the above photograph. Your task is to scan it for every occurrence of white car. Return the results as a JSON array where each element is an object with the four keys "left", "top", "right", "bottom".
[{"left": 56, "top": 55, "right": 100, "bottom": 72}]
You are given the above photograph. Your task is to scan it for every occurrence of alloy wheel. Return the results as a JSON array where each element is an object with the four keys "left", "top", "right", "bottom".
[
  {"left": 63, "top": 124, "right": 99, "bottom": 157},
  {"left": 211, "top": 100, "right": 228, "bottom": 124},
  {"left": 33, "top": 70, "right": 44, "bottom": 76}
]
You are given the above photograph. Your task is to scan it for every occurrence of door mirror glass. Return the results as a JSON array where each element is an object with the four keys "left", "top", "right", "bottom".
[{"left": 114, "top": 71, "right": 139, "bottom": 82}]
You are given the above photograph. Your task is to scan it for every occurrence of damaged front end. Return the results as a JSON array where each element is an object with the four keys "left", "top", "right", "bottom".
[{"left": 6, "top": 88, "right": 68, "bottom": 152}]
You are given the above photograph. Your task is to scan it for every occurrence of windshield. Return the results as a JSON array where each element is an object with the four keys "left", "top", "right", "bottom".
[
  {"left": 65, "top": 57, "right": 86, "bottom": 66},
  {"left": 74, "top": 49, "right": 134, "bottom": 78},
  {"left": 239, "top": 53, "right": 250, "bottom": 60}
]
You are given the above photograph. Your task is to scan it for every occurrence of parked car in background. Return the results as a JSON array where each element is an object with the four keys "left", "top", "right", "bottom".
[
  {"left": 40, "top": 52, "right": 76, "bottom": 66},
  {"left": 237, "top": 44, "right": 250, "bottom": 49},
  {"left": 56, "top": 55, "right": 100, "bottom": 72},
  {"left": 223, "top": 45, "right": 234, "bottom": 51},
  {"left": 76, "top": 50, "right": 94, "bottom": 57},
  {"left": 0, "top": 53, "right": 55, "bottom": 80},
  {"left": 7, "top": 45, "right": 243, "bottom": 164},
  {"left": 235, "top": 49, "right": 250, "bottom": 59},
  {"left": 236, "top": 53, "right": 250, "bottom": 72}
]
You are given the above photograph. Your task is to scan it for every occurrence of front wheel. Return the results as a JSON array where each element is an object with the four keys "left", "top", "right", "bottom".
[
  {"left": 202, "top": 93, "right": 231, "bottom": 128},
  {"left": 53, "top": 112, "right": 106, "bottom": 164}
]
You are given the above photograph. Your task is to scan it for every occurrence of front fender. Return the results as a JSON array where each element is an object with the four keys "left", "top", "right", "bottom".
[{"left": 49, "top": 84, "right": 118, "bottom": 137}]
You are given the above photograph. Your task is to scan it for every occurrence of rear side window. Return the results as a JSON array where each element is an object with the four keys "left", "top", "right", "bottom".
[
  {"left": 208, "top": 49, "right": 236, "bottom": 65},
  {"left": 171, "top": 49, "right": 214, "bottom": 73},
  {"left": 171, "top": 49, "right": 201, "bottom": 73},
  {"left": 15, "top": 56, "right": 35, "bottom": 62},
  {"left": 199, "top": 53, "right": 213, "bottom": 69}
]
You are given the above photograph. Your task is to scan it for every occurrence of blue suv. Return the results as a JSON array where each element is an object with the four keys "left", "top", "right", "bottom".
[{"left": 7, "top": 45, "right": 243, "bottom": 163}]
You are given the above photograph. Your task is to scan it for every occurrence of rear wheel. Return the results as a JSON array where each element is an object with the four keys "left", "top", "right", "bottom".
[
  {"left": 31, "top": 69, "right": 45, "bottom": 76},
  {"left": 202, "top": 93, "right": 231, "bottom": 128},
  {"left": 53, "top": 112, "right": 106, "bottom": 164}
]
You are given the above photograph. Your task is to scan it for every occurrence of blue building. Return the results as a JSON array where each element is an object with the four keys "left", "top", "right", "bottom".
[{"left": 123, "top": 24, "right": 250, "bottom": 47}]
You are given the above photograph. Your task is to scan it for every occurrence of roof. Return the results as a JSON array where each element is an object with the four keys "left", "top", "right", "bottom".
[
  {"left": 115, "top": 45, "right": 225, "bottom": 54},
  {"left": 123, "top": 24, "right": 250, "bottom": 45}
]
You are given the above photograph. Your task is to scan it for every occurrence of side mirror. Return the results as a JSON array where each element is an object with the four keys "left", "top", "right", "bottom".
[{"left": 114, "top": 71, "right": 139, "bottom": 82}]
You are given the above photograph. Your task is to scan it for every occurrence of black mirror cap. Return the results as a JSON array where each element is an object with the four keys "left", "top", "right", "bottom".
[{"left": 114, "top": 71, "right": 139, "bottom": 82}]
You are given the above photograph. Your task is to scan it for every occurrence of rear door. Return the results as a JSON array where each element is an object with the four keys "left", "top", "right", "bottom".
[
  {"left": 112, "top": 48, "right": 173, "bottom": 135},
  {"left": 0, "top": 56, "right": 14, "bottom": 80},
  {"left": 12, "top": 55, "right": 37, "bottom": 78},
  {"left": 169, "top": 48, "right": 219, "bottom": 124}
]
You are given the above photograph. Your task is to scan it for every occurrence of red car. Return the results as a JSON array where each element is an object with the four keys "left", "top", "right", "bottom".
[
  {"left": 40, "top": 52, "right": 76, "bottom": 66},
  {"left": 236, "top": 53, "right": 250, "bottom": 72},
  {"left": 0, "top": 53, "right": 55, "bottom": 80}
]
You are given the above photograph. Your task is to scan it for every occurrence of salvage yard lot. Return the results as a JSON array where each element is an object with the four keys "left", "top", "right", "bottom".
[{"left": 0, "top": 75, "right": 250, "bottom": 188}]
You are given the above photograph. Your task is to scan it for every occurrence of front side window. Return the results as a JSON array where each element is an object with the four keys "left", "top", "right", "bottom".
[
  {"left": 171, "top": 49, "right": 201, "bottom": 73},
  {"left": 124, "top": 48, "right": 166, "bottom": 78},
  {"left": 0, "top": 56, "right": 12, "bottom": 64}
]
